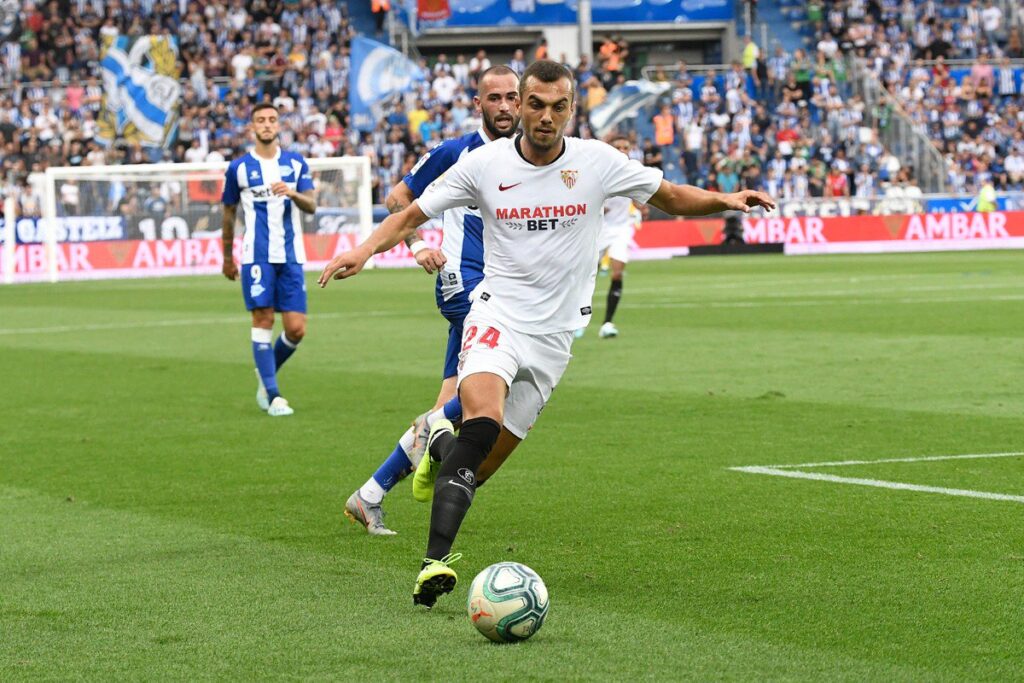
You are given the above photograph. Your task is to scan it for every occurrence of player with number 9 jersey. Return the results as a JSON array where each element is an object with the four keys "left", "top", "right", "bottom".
[{"left": 222, "top": 102, "right": 316, "bottom": 417}]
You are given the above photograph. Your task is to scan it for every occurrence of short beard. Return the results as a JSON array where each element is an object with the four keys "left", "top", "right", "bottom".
[
  {"left": 256, "top": 133, "right": 277, "bottom": 144},
  {"left": 482, "top": 114, "right": 517, "bottom": 140},
  {"left": 524, "top": 127, "right": 559, "bottom": 151}
]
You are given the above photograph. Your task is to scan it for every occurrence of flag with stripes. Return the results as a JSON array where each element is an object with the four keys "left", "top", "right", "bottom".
[
  {"left": 589, "top": 80, "right": 670, "bottom": 139},
  {"left": 98, "top": 35, "right": 181, "bottom": 149}
]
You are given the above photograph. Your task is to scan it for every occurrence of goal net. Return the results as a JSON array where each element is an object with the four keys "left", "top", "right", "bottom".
[{"left": 1, "top": 157, "right": 372, "bottom": 283}]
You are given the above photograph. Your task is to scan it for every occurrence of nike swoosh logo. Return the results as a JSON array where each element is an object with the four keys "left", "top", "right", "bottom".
[{"left": 498, "top": 182, "right": 521, "bottom": 191}]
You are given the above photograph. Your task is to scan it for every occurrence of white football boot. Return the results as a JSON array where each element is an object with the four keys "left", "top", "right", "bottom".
[
  {"left": 598, "top": 322, "right": 619, "bottom": 339},
  {"left": 267, "top": 396, "right": 294, "bottom": 417}
]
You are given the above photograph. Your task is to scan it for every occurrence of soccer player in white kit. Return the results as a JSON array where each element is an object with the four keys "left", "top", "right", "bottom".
[
  {"left": 318, "top": 60, "right": 775, "bottom": 608},
  {"left": 594, "top": 135, "right": 646, "bottom": 339}
]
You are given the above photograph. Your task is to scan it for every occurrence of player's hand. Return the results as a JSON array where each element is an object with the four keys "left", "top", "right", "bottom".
[
  {"left": 270, "top": 181, "right": 292, "bottom": 198},
  {"left": 318, "top": 245, "right": 372, "bottom": 287},
  {"left": 222, "top": 259, "right": 239, "bottom": 280},
  {"left": 722, "top": 190, "right": 776, "bottom": 213},
  {"left": 414, "top": 247, "right": 446, "bottom": 274}
]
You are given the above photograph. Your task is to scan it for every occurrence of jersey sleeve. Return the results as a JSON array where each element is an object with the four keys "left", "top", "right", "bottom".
[
  {"left": 402, "top": 140, "right": 460, "bottom": 198},
  {"left": 415, "top": 152, "right": 480, "bottom": 219},
  {"left": 597, "top": 142, "right": 663, "bottom": 204},
  {"left": 296, "top": 156, "right": 314, "bottom": 192},
  {"left": 222, "top": 160, "right": 240, "bottom": 206}
]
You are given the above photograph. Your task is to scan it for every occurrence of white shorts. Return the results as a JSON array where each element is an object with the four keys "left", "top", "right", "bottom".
[
  {"left": 598, "top": 224, "right": 633, "bottom": 264},
  {"left": 457, "top": 303, "right": 574, "bottom": 440}
]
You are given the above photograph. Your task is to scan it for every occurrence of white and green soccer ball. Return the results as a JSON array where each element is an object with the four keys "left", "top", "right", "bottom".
[{"left": 467, "top": 562, "right": 549, "bottom": 643}]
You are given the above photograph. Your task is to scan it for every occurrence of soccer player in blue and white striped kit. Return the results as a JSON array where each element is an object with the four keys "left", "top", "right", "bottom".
[
  {"left": 344, "top": 66, "right": 522, "bottom": 534},
  {"left": 222, "top": 103, "right": 316, "bottom": 417}
]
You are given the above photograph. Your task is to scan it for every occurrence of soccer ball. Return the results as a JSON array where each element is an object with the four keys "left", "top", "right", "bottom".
[{"left": 467, "top": 562, "right": 549, "bottom": 643}]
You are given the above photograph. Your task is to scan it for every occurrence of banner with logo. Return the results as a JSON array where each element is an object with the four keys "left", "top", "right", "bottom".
[
  {"left": 348, "top": 37, "right": 426, "bottom": 132},
  {"left": 5, "top": 212, "right": 1024, "bottom": 282},
  {"left": 0, "top": 234, "right": 362, "bottom": 283},
  {"left": 634, "top": 211, "right": 1024, "bottom": 256},
  {"left": 433, "top": 0, "right": 731, "bottom": 26},
  {"left": 98, "top": 35, "right": 181, "bottom": 150}
]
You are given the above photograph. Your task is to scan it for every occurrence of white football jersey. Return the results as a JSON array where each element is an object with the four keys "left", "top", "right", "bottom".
[
  {"left": 600, "top": 195, "right": 635, "bottom": 241},
  {"left": 417, "top": 135, "right": 663, "bottom": 334}
]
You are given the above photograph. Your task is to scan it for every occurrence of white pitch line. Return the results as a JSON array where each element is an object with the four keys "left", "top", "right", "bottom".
[
  {"left": 729, "top": 466, "right": 1024, "bottom": 504},
  {"left": 629, "top": 271, "right": 1023, "bottom": 294},
  {"left": 0, "top": 309, "right": 422, "bottom": 336},
  {"left": 760, "top": 451, "right": 1024, "bottom": 469},
  {"left": 631, "top": 294, "right": 1024, "bottom": 310}
]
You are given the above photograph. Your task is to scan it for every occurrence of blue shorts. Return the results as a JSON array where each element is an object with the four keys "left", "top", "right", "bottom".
[
  {"left": 241, "top": 262, "right": 307, "bottom": 313},
  {"left": 440, "top": 297, "right": 472, "bottom": 380}
]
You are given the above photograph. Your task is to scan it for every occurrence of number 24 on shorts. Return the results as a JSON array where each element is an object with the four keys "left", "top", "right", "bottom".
[{"left": 462, "top": 325, "right": 501, "bottom": 351}]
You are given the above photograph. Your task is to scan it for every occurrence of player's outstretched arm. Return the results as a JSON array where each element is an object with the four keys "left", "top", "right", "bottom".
[
  {"left": 387, "top": 181, "right": 444, "bottom": 274},
  {"left": 317, "top": 201, "right": 436, "bottom": 287},
  {"left": 647, "top": 180, "right": 776, "bottom": 217}
]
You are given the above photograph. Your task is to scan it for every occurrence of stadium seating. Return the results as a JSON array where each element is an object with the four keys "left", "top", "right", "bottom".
[{"left": 2, "top": 0, "right": 1023, "bottom": 209}]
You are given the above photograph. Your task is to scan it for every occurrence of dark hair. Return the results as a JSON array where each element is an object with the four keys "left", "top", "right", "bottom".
[
  {"left": 251, "top": 102, "right": 279, "bottom": 119},
  {"left": 519, "top": 59, "right": 575, "bottom": 103}
]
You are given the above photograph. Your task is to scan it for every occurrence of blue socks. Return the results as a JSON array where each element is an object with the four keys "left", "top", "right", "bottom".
[
  {"left": 274, "top": 333, "right": 298, "bottom": 369},
  {"left": 252, "top": 328, "right": 279, "bottom": 401},
  {"left": 442, "top": 395, "right": 462, "bottom": 421},
  {"left": 361, "top": 426, "right": 417, "bottom": 503},
  {"left": 359, "top": 399, "right": 461, "bottom": 505},
  {"left": 372, "top": 442, "right": 415, "bottom": 491}
]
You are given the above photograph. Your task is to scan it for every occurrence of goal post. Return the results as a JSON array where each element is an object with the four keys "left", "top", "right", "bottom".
[{"left": 5, "top": 156, "right": 373, "bottom": 283}]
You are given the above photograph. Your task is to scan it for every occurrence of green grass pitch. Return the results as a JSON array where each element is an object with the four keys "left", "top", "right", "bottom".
[{"left": 2, "top": 251, "right": 1023, "bottom": 680}]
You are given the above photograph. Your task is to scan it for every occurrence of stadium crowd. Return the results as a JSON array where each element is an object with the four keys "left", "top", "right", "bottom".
[
  {"left": 791, "top": 0, "right": 1024, "bottom": 193},
  {"left": 1, "top": 0, "right": 1023, "bottom": 212}
]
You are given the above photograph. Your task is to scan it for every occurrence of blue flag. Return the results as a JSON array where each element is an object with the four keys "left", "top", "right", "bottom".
[
  {"left": 589, "top": 80, "right": 670, "bottom": 139},
  {"left": 98, "top": 35, "right": 180, "bottom": 150},
  {"left": 349, "top": 37, "right": 426, "bottom": 132}
]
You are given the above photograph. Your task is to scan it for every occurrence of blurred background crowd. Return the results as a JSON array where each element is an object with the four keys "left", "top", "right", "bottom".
[{"left": 1, "top": 0, "right": 1022, "bottom": 214}]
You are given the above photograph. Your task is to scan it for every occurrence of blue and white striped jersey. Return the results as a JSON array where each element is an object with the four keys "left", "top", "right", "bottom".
[
  {"left": 403, "top": 129, "right": 488, "bottom": 308},
  {"left": 222, "top": 150, "right": 314, "bottom": 264}
]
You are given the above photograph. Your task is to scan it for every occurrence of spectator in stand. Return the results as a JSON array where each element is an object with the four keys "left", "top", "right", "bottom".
[
  {"left": 980, "top": 0, "right": 1002, "bottom": 48},
  {"left": 534, "top": 39, "right": 548, "bottom": 62},
  {"left": 741, "top": 36, "right": 759, "bottom": 76},
  {"left": 469, "top": 49, "right": 491, "bottom": 91},
  {"left": 970, "top": 52, "right": 995, "bottom": 94},
  {"left": 372, "top": 0, "right": 390, "bottom": 36},
  {"left": 508, "top": 49, "right": 526, "bottom": 75},
  {"left": 825, "top": 165, "right": 850, "bottom": 197},
  {"left": 652, "top": 103, "right": 675, "bottom": 149},
  {"left": 598, "top": 35, "right": 626, "bottom": 89}
]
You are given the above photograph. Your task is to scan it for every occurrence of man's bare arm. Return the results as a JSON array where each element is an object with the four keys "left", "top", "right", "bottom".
[
  {"left": 386, "top": 181, "right": 426, "bottom": 249},
  {"left": 318, "top": 201, "right": 432, "bottom": 286},
  {"left": 647, "top": 180, "right": 775, "bottom": 216},
  {"left": 221, "top": 204, "right": 238, "bottom": 280},
  {"left": 290, "top": 189, "right": 316, "bottom": 214},
  {"left": 387, "top": 180, "right": 444, "bottom": 273}
]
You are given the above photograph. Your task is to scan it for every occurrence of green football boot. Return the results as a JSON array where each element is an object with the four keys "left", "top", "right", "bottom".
[
  {"left": 412, "top": 418, "right": 453, "bottom": 502},
  {"left": 413, "top": 553, "right": 462, "bottom": 608}
]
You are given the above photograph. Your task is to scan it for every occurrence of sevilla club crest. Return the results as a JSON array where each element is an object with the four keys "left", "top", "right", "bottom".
[{"left": 560, "top": 170, "right": 578, "bottom": 189}]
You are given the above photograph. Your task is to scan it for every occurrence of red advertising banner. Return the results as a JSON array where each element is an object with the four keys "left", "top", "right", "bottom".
[
  {"left": 4, "top": 211, "right": 1023, "bottom": 282},
  {"left": 0, "top": 234, "right": 365, "bottom": 282},
  {"left": 418, "top": 0, "right": 450, "bottom": 21},
  {"left": 640, "top": 211, "right": 1024, "bottom": 255}
]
